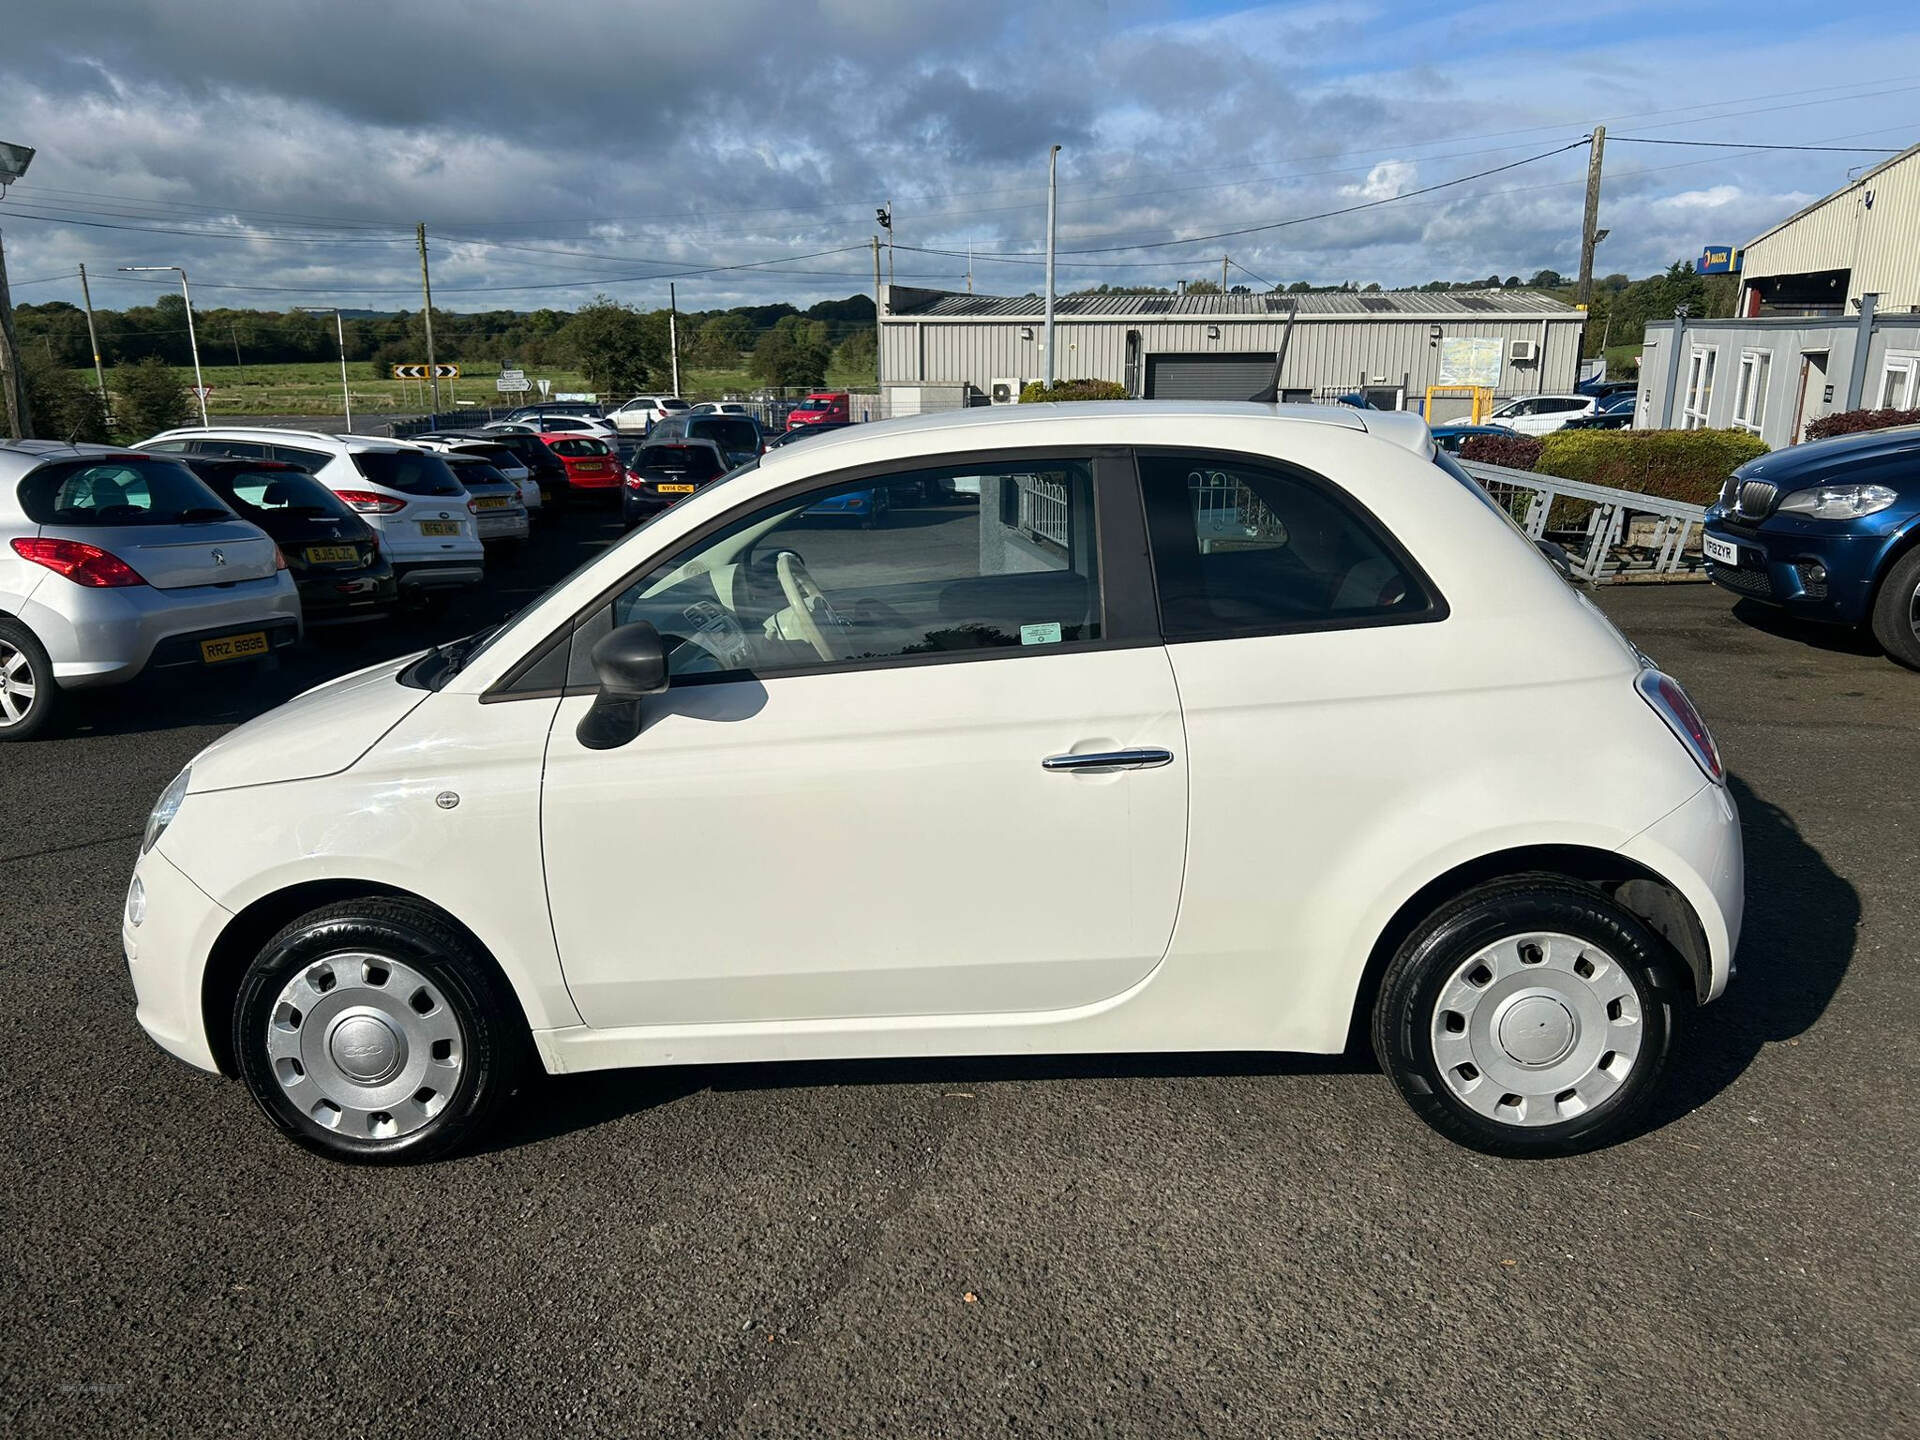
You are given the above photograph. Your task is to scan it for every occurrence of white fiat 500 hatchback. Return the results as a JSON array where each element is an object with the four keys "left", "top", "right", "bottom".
[{"left": 124, "top": 404, "right": 1742, "bottom": 1163}]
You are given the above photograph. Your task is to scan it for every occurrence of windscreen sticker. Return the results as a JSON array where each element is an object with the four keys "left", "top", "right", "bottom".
[{"left": 1020, "top": 621, "right": 1063, "bottom": 646}]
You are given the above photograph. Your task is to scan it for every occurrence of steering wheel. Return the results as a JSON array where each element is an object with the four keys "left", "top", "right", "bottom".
[{"left": 774, "top": 550, "right": 844, "bottom": 662}]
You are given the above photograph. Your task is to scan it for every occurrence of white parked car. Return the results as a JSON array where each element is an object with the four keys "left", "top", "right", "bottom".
[
  {"left": 124, "top": 403, "right": 1741, "bottom": 1163},
  {"left": 142, "top": 429, "right": 484, "bottom": 598},
  {"left": 485, "top": 414, "right": 615, "bottom": 440},
  {"left": 0, "top": 442, "right": 301, "bottom": 741},
  {"left": 1486, "top": 394, "right": 1599, "bottom": 436},
  {"left": 609, "top": 395, "right": 691, "bottom": 433}
]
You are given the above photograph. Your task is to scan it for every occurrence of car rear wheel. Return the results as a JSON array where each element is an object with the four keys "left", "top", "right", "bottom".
[
  {"left": 0, "top": 619, "right": 59, "bottom": 743},
  {"left": 1868, "top": 547, "right": 1920, "bottom": 671},
  {"left": 1371, "top": 876, "right": 1677, "bottom": 1157},
  {"left": 234, "top": 898, "right": 525, "bottom": 1163}
]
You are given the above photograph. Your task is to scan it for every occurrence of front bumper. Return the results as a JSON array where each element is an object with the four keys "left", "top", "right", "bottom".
[
  {"left": 295, "top": 565, "right": 399, "bottom": 623},
  {"left": 1617, "top": 780, "right": 1744, "bottom": 1004},
  {"left": 1703, "top": 511, "right": 1903, "bottom": 626},
  {"left": 33, "top": 572, "right": 304, "bottom": 690},
  {"left": 124, "top": 846, "right": 229, "bottom": 1074}
]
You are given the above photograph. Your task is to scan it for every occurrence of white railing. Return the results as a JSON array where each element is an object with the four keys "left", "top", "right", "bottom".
[
  {"left": 1016, "top": 473, "right": 1071, "bottom": 549},
  {"left": 1458, "top": 459, "right": 1710, "bottom": 584}
]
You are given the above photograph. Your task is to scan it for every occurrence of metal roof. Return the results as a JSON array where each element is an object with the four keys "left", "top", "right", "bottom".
[
  {"left": 887, "top": 287, "right": 1580, "bottom": 320},
  {"left": 1745, "top": 141, "right": 1920, "bottom": 250}
]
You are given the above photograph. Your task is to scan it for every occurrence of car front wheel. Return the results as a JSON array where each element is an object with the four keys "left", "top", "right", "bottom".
[
  {"left": 1869, "top": 547, "right": 1920, "bottom": 671},
  {"left": 1371, "top": 876, "right": 1677, "bottom": 1157},
  {"left": 233, "top": 898, "right": 524, "bottom": 1163}
]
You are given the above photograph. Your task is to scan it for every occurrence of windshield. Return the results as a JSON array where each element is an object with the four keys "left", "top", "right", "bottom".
[
  {"left": 351, "top": 449, "right": 465, "bottom": 496},
  {"left": 19, "top": 457, "right": 235, "bottom": 527}
]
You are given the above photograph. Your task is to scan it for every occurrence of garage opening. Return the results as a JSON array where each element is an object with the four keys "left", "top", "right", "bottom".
[{"left": 1144, "top": 353, "right": 1277, "bottom": 401}]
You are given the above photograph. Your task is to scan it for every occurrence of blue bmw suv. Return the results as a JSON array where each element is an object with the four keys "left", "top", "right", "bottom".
[{"left": 1702, "top": 425, "right": 1920, "bottom": 670}]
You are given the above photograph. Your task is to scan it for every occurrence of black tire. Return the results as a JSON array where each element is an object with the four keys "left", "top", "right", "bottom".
[
  {"left": 1371, "top": 875, "right": 1678, "bottom": 1158},
  {"left": 233, "top": 898, "right": 526, "bottom": 1163},
  {"left": 1868, "top": 547, "right": 1920, "bottom": 671},
  {"left": 0, "top": 616, "right": 61, "bottom": 742}
]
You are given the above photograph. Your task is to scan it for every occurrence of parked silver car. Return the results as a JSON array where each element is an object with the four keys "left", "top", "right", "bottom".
[
  {"left": 441, "top": 453, "right": 530, "bottom": 549},
  {"left": 0, "top": 442, "right": 301, "bottom": 741}
]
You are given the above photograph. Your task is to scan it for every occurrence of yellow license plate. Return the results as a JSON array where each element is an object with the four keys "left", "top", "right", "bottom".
[
  {"left": 305, "top": 544, "right": 358, "bottom": 564},
  {"left": 200, "top": 631, "right": 268, "bottom": 664},
  {"left": 419, "top": 521, "right": 462, "bottom": 536},
  {"left": 475, "top": 496, "right": 509, "bottom": 510},
  {"left": 658, "top": 483, "right": 695, "bottom": 494}
]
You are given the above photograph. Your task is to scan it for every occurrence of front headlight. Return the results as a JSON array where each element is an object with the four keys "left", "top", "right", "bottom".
[
  {"left": 143, "top": 766, "right": 191, "bottom": 854},
  {"left": 1775, "top": 483, "right": 1899, "bottom": 520}
]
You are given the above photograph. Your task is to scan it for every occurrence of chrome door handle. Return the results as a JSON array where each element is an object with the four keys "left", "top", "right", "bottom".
[{"left": 1041, "top": 747, "right": 1175, "bottom": 772}]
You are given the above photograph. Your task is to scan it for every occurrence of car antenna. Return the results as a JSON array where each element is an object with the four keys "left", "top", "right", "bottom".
[{"left": 1249, "top": 300, "right": 1297, "bottom": 404}]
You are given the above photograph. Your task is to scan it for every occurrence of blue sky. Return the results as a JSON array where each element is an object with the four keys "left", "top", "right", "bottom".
[{"left": 1, "top": 1, "right": 1917, "bottom": 314}]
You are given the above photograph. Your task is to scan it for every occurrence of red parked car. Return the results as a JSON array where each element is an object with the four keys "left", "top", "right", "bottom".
[
  {"left": 785, "top": 391, "right": 849, "bottom": 430},
  {"left": 540, "top": 433, "right": 620, "bottom": 497}
]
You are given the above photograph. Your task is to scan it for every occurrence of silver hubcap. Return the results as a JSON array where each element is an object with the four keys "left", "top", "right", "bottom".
[
  {"left": 1430, "top": 932, "right": 1644, "bottom": 1128},
  {"left": 0, "top": 640, "right": 37, "bottom": 728},
  {"left": 266, "top": 952, "right": 464, "bottom": 1140}
]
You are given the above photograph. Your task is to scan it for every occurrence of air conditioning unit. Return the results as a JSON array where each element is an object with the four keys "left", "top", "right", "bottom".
[
  {"left": 1509, "top": 339, "right": 1540, "bottom": 363},
  {"left": 989, "top": 378, "right": 1024, "bottom": 405}
]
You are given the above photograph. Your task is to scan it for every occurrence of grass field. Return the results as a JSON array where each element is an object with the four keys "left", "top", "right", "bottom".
[{"left": 104, "top": 358, "right": 878, "bottom": 417}]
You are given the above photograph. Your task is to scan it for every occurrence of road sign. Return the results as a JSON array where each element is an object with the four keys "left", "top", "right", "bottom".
[
  {"left": 391, "top": 363, "right": 461, "bottom": 379},
  {"left": 192, "top": 385, "right": 214, "bottom": 400},
  {"left": 537, "top": 378, "right": 552, "bottom": 398},
  {"left": 496, "top": 368, "right": 530, "bottom": 393}
]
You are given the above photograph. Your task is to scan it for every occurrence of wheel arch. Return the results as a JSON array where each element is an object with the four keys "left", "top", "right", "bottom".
[
  {"left": 1866, "top": 513, "right": 1920, "bottom": 605},
  {"left": 1344, "top": 843, "right": 1709, "bottom": 1053},
  {"left": 200, "top": 878, "right": 528, "bottom": 1077}
]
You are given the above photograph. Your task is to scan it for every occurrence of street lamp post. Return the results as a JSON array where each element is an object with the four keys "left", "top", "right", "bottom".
[
  {"left": 119, "top": 265, "right": 207, "bottom": 425},
  {"left": 297, "top": 306, "right": 353, "bottom": 433}
]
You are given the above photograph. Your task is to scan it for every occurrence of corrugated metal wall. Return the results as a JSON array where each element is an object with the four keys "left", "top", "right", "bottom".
[
  {"left": 1743, "top": 150, "right": 1920, "bottom": 312},
  {"left": 881, "top": 315, "right": 1585, "bottom": 401}
]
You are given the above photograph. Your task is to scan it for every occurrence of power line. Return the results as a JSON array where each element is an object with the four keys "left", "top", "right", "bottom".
[{"left": 1608, "top": 136, "right": 1905, "bottom": 153}]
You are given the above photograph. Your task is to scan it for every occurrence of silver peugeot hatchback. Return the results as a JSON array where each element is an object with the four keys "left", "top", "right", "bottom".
[{"left": 0, "top": 442, "right": 302, "bottom": 741}]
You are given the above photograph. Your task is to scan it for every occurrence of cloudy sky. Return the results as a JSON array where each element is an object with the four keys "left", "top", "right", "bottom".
[{"left": 2, "top": 0, "right": 1918, "bottom": 315}]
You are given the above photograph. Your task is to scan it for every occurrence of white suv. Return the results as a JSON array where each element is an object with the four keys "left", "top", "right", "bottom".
[
  {"left": 142, "top": 429, "right": 484, "bottom": 596},
  {"left": 608, "top": 396, "right": 691, "bottom": 433},
  {"left": 1486, "top": 394, "right": 1599, "bottom": 436},
  {"left": 124, "top": 403, "right": 1742, "bottom": 1165}
]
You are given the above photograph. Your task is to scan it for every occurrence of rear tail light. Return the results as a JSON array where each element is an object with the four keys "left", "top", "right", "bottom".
[
  {"left": 10, "top": 536, "right": 147, "bottom": 587},
  {"left": 335, "top": 490, "right": 406, "bottom": 514},
  {"left": 467, "top": 498, "right": 479, "bottom": 514},
  {"left": 273, "top": 546, "right": 289, "bottom": 571},
  {"left": 1636, "top": 669, "right": 1723, "bottom": 783}
]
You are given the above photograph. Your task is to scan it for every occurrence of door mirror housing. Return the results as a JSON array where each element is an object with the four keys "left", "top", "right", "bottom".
[{"left": 576, "top": 621, "right": 669, "bottom": 750}]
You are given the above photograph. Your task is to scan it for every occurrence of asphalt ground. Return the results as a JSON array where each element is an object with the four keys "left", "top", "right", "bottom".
[{"left": 2, "top": 505, "right": 1915, "bottom": 1438}]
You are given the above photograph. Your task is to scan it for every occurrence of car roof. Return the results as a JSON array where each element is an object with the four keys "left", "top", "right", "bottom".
[
  {"left": 0, "top": 439, "right": 165, "bottom": 491},
  {"left": 640, "top": 436, "right": 724, "bottom": 451},
  {"left": 142, "top": 425, "right": 417, "bottom": 454}
]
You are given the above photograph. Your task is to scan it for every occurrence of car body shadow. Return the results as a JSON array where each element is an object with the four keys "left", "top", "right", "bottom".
[
  {"left": 1730, "top": 598, "right": 1882, "bottom": 658},
  {"left": 1645, "top": 771, "right": 1859, "bottom": 1131}
]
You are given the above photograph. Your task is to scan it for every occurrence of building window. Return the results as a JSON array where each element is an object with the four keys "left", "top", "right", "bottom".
[
  {"left": 1683, "top": 347, "right": 1717, "bottom": 429},
  {"left": 1876, "top": 353, "right": 1920, "bottom": 410},
  {"left": 1733, "top": 350, "right": 1770, "bottom": 434}
]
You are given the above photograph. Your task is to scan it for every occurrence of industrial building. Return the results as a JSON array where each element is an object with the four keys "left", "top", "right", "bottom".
[
  {"left": 1737, "top": 142, "right": 1920, "bottom": 316},
  {"left": 877, "top": 286, "right": 1586, "bottom": 416},
  {"left": 1634, "top": 141, "right": 1920, "bottom": 447}
]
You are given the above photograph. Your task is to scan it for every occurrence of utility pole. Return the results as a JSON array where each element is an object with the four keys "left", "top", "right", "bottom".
[
  {"left": 668, "top": 282, "right": 681, "bottom": 397},
  {"left": 0, "top": 229, "right": 30, "bottom": 439},
  {"left": 1044, "top": 144, "right": 1061, "bottom": 389},
  {"left": 1576, "top": 126, "right": 1606, "bottom": 307},
  {"left": 416, "top": 222, "right": 441, "bottom": 414},
  {"left": 967, "top": 244, "right": 973, "bottom": 295},
  {"left": 872, "top": 236, "right": 883, "bottom": 402},
  {"left": 1223, "top": 254, "right": 1229, "bottom": 291},
  {"left": 78, "top": 263, "right": 108, "bottom": 420},
  {"left": 885, "top": 200, "right": 894, "bottom": 287}
]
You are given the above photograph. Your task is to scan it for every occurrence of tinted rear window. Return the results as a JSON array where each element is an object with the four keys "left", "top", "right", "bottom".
[
  {"left": 692, "top": 418, "right": 760, "bottom": 452},
  {"left": 448, "top": 460, "right": 510, "bottom": 487},
  {"left": 272, "top": 445, "right": 333, "bottom": 471},
  {"left": 207, "top": 467, "right": 354, "bottom": 520},
  {"left": 453, "top": 444, "right": 521, "bottom": 469},
  {"left": 638, "top": 446, "right": 724, "bottom": 479},
  {"left": 19, "top": 458, "right": 234, "bottom": 527},
  {"left": 552, "top": 438, "right": 611, "bottom": 458},
  {"left": 350, "top": 450, "right": 464, "bottom": 496}
]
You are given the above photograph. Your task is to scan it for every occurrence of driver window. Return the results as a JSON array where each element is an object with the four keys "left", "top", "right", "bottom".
[{"left": 611, "top": 459, "right": 1101, "bottom": 679}]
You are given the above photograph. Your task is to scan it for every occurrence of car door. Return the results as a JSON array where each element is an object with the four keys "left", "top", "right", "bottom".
[{"left": 538, "top": 452, "right": 1188, "bottom": 1029}]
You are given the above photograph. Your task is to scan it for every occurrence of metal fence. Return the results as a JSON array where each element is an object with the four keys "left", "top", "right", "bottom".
[
  {"left": 1459, "top": 459, "right": 1709, "bottom": 584},
  {"left": 1014, "top": 473, "right": 1071, "bottom": 549}
]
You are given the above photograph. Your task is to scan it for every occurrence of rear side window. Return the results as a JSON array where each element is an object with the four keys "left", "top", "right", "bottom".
[
  {"left": 1139, "top": 453, "right": 1437, "bottom": 637},
  {"left": 271, "top": 445, "right": 333, "bottom": 471},
  {"left": 18, "top": 458, "right": 233, "bottom": 527},
  {"left": 194, "top": 438, "right": 269, "bottom": 459},
  {"left": 350, "top": 450, "right": 464, "bottom": 496}
]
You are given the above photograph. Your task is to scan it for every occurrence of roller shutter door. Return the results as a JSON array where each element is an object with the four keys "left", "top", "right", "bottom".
[{"left": 1144, "top": 353, "right": 1275, "bottom": 400}]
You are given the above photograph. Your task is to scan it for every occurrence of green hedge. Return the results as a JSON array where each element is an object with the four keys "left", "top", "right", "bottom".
[
  {"left": 1019, "top": 379, "right": 1129, "bottom": 403},
  {"left": 1804, "top": 407, "right": 1920, "bottom": 441},
  {"left": 1463, "top": 428, "right": 1766, "bottom": 507}
]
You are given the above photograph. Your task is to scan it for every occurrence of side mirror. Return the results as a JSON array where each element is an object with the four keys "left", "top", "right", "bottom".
[{"left": 575, "top": 621, "right": 669, "bottom": 751}]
